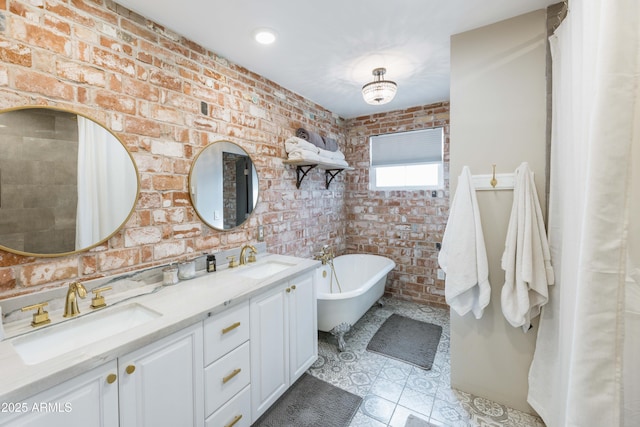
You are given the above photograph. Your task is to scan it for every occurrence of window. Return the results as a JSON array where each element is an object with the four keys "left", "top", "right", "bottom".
[{"left": 369, "top": 128, "right": 444, "bottom": 190}]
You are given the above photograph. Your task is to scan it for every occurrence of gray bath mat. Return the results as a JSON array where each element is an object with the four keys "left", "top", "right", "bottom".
[
  {"left": 405, "top": 414, "right": 438, "bottom": 427},
  {"left": 367, "top": 314, "right": 442, "bottom": 370},
  {"left": 252, "top": 373, "right": 362, "bottom": 427}
]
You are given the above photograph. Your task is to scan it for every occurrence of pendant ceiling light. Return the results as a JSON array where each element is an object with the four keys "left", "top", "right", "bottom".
[{"left": 362, "top": 67, "right": 397, "bottom": 105}]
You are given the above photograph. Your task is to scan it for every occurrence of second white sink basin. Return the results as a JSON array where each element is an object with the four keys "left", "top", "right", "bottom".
[
  {"left": 11, "top": 303, "right": 161, "bottom": 365},
  {"left": 235, "top": 260, "right": 296, "bottom": 280}
]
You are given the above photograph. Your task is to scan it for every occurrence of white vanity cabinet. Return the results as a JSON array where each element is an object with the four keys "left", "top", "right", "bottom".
[
  {"left": 118, "top": 322, "right": 204, "bottom": 427},
  {"left": 0, "top": 360, "right": 119, "bottom": 427},
  {"left": 203, "top": 301, "right": 252, "bottom": 427},
  {"left": 250, "top": 271, "right": 317, "bottom": 420},
  {"left": 0, "top": 324, "right": 203, "bottom": 427},
  {"left": 0, "top": 255, "right": 319, "bottom": 427}
]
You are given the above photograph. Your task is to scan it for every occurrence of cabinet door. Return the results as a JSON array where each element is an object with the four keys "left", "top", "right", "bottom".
[
  {"left": 119, "top": 323, "right": 204, "bottom": 427},
  {"left": 289, "top": 272, "right": 318, "bottom": 382},
  {"left": 250, "top": 283, "right": 289, "bottom": 421},
  {"left": 0, "top": 361, "right": 118, "bottom": 427}
]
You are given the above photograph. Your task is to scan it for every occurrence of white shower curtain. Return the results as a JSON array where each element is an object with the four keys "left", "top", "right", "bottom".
[
  {"left": 76, "top": 117, "right": 135, "bottom": 249},
  {"left": 528, "top": 1, "right": 639, "bottom": 426}
]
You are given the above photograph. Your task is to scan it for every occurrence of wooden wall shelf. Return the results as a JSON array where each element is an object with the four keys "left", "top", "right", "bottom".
[{"left": 283, "top": 159, "right": 354, "bottom": 189}]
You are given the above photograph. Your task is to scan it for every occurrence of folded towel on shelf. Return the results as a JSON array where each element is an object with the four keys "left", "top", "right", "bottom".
[
  {"left": 438, "top": 166, "right": 491, "bottom": 319},
  {"left": 296, "top": 128, "right": 325, "bottom": 149},
  {"left": 323, "top": 136, "right": 339, "bottom": 152},
  {"left": 285, "top": 136, "right": 320, "bottom": 154},
  {"left": 318, "top": 147, "right": 345, "bottom": 161},
  {"left": 501, "top": 162, "right": 554, "bottom": 332},
  {"left": 323, "top": 158, "right": 349, "bottom": 167},
  {"left": 287, "top": 150, "right": 322, "bottom": 163}
]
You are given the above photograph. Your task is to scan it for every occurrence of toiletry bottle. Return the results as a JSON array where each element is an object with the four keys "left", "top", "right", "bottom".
[{"left": 206, "top": 254, "right": 217, "bottom": 272}]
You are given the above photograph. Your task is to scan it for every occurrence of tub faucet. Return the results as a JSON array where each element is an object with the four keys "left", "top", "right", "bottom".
[
  {"left": 239, "top": 244, "right": 258, "bottom": 265},
  {"left": 64, "top": 281, "right": 87, "bottom": 318},
  {"left": 314, "top": 245, "right": 334, "bottom": 265}
]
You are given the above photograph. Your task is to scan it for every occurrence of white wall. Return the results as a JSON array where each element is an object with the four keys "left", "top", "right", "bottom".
[{"left": 449, "top": 9, "right": 547, "bottom": 413}]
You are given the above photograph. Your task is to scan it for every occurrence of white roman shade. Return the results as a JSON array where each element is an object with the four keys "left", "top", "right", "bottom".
[{"left": 370, "top": 128, "right": 443, "bottom": 167}]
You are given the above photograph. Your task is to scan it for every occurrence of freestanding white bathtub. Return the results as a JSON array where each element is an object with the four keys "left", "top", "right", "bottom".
[{"left": 316, "top": 254, "right": 395, "bottom": 351}]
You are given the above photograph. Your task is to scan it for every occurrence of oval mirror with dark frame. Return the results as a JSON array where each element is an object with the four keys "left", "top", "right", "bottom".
[
  {"left": 0, "top": 106, "right": 139, "bottom": 257},
  {"left": 189, "top": 141, "right": 259, "bottom": 230}
]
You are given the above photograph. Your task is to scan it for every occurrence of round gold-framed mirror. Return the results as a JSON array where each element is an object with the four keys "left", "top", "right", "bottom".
[
  {"left": 0, "top": 106, "right": 140, "bottom": 257},
  {"left": 189, "top": 141, "right": 259, "bottom": 230}
]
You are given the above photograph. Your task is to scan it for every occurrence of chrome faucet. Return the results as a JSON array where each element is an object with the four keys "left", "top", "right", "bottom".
[
  {"left": 64, "top": 281, "right": 87, "bottom": 318},
  {"left": 239, "top": 244, "right": 258, "bottom": 265}
]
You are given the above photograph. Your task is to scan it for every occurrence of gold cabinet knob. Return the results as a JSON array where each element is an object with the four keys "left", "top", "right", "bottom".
[
  {"left": 125, "top": 365, "right": 136, "bottom": 375},
  {"left": 286, "top": 288, "right": 291, "bottom": 293},
  {"left": 291, "top": 285, "right": 296, "bottom": 290},
  {"left": 106, "top": 373, "right": 117, "bottom": 384}
]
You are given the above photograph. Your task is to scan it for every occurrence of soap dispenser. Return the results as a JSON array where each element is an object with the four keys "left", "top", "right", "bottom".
[{"left": 206, "top": 254, "right": 217, "bottom": 272}]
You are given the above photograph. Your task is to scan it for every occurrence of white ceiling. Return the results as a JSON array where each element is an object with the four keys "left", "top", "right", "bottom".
[{"left": 115, "top": 0, "right": 557, "bottom": 118}]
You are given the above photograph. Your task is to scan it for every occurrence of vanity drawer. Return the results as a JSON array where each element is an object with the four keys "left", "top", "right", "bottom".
[
  {"left": 205, "top": 341, "right": 251, "bottom": 416},
  {"left": 204, "top": 300, "right": 250, "bottom": 365},
  {"left": 205, "top": 385, "right": 251, "bottom": 427}
]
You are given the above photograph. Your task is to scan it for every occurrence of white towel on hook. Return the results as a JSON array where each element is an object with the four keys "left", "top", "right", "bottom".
[
  {"left": 438, "top": 166, "right": 491, "bottom": 319},
  {"left": 501, "top": 162, "right": 554, "bottom": 332}
]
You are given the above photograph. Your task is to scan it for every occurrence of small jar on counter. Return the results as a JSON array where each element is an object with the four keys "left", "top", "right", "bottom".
[
  {"left": 162, "top": 265, "right": 179, "bottom": 286},
  {"left": 178, "top": 260, "right": 196, "bottom": 280}
]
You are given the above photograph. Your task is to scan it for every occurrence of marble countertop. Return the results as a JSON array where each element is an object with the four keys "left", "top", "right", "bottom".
[{"left": 0, "top": 253, "right": 318, "bottom": 402}]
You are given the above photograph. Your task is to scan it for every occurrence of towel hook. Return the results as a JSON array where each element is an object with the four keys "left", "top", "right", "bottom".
[
  {"left": 551, "top": 0, "right": 569, "bottom": 32},
  {"left": 490, "top": 164, "right": 498, "bottom": 188}
]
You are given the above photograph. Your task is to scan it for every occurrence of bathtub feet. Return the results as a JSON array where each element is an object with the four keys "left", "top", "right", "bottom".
[
  {"left": 377, "top": 298, "right": 385, "bottom": 307},
  {"left": 330, "top": 322, "right": 352, "bottom": 352}
]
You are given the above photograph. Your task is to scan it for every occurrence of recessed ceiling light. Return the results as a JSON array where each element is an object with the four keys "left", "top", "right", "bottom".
[{"left": 253, "top": 28, "right": 277, "bottom": 45}]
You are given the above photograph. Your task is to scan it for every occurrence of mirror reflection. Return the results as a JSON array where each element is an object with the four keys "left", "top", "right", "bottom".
[
  {"left": 189, "top": 141, "right": 258, "bottom": 230},
  {"left": 0, "top": 107, "right": 139, "bottom": 256}
]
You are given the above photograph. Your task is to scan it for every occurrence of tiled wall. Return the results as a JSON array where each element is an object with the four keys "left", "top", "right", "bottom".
[
  {"left": 0, "top": 109, "right": 79, "bottom": 254},
  {"left": 345, "top": 104, "right": 450, "bottom": 307},
  {"left": 0, "top": 0, "right": 347, "bottom": 298},
  {"left": 222, "top": 152, "right": 239, "bottom": 229}
]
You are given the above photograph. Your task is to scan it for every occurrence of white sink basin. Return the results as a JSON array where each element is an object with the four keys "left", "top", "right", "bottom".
[
  {"left": 11, "top": 303, "right": 161, "bottom": 365},
  {"left": 235, "top": 260, "right": 296, "bottom": 280}
]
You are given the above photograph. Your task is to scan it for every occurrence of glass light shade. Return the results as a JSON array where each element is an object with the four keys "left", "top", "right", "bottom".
[
  {"left": 362, "top": 80, "right": 397, "bottom": 105},
  {"left": 362, "top": 68, "right": 397, "bottom": 105}
]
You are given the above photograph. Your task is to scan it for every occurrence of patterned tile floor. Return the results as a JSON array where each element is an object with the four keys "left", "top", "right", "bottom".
[{"left": 307, "top": 298, "right": 546, "bottom": 427}]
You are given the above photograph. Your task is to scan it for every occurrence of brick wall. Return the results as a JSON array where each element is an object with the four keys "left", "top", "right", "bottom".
[
  {"left": 0, "top": 0, "right": 347, "bottom": 298},
  {"left": 344, "top": 103, "right": 450, "bottom": 307},
  {"left": 0, "top": 0, "right": 451, "bottom": 308}
]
